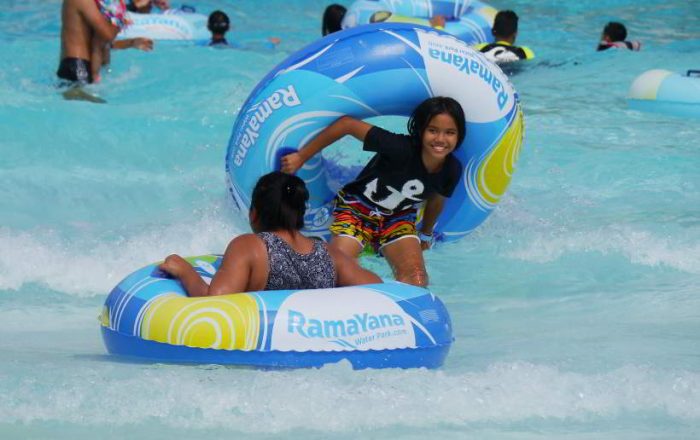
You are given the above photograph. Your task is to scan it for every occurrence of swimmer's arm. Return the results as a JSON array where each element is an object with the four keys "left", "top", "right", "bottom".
[
  {"left": 159, "top": 236, "right": 256, "bottom": 297},
  {"left": 159, "top": 254, "right": 210, "bottom": 297},
  {"left": 419, "top": 194, "right": 446, "bottom": 250},
  {"left": 281, "top": 116, "right": 372, "bottom": 174},
  {"left": 112, "top": 38, "right": 154, "bottom": 51},
  {"left": 78, "top": 0, "right": 120, "bottom": 41},
  {"left": 205, "top": 236, "right": 260, "bottom": 296},
  {"left": 330, "top": 247, "right": 383, "bottom": 286}
]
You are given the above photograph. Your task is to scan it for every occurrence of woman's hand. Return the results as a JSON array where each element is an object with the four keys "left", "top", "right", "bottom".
[
  {"left": 281, "top": 152, "right": 304, "bottom": 174},
  {"left": 159, "top": 254, "right": 190, "bottom": 278}
]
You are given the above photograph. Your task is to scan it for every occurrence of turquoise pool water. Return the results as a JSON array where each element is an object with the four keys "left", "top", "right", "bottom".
[{"left": 1, "top": 0, "right": 699, "bottom": 438}]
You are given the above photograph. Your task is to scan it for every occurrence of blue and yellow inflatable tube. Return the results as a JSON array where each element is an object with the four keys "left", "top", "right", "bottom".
[
  {"left": 225, "top": 23, "right": 523, "bottom": 243},
  {"left": 100, "top": 255, "right": 453, "bottom": 369},
  {"left": 628, "top": 69, "right": 700, "bottom": 118},
  {"left": 341, "top": 0, "right": 497, "bottom": 44}
]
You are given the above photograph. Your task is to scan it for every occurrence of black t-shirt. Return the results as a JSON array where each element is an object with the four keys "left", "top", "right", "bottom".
[{"left": 343, "top": 126, "right": 462, "bottom": 213}]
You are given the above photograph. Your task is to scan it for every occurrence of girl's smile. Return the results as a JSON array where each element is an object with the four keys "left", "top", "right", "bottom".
[{"left": 421, "top": 112, "right": 459, "bottom": 171}]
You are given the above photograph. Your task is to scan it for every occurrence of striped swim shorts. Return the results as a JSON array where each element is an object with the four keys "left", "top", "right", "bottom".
[{"left": 329, "top": 190, "right": 418, "bottom": 253}]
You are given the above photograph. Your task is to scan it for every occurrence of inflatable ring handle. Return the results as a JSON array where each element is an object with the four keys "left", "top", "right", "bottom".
[
  {"left": 274, "top": 147, "right": 299, "bottom": 172},
  {"left": 687, "top": 70, "right": 700, "bottom": 77}
]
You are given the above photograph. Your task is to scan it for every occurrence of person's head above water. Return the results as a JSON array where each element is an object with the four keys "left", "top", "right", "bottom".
[
  {"left": 208, "top": 10, "right": 231, "bottom": 36},
  {"left": 408, "top": 96, "right": 467, "bottom": 149},
  {"left": 492, "top": 10, "right": 519, "bottom": 43},
  {"left": 250, "top": 171, "right": 309, "bottom": 233},
  {"left": 602, "top": 22, "right": 627, "bottom": 42},
  {"left": 322, "top": 4, "right": 347, "bottom": 36}
]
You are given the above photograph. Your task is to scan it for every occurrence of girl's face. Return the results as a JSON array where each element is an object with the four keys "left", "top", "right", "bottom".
[{"left": 421, "top": 113, "right": 459, "bottom": 161}]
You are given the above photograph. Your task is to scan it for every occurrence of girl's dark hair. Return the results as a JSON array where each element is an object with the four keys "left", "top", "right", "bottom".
[
  {"left": 322, "top": 4, "right": 347, "bottom": 36},
  {"left": 407, "top": 96, "right": 467, "bottom": 148},
  {"left": 251, "top": 171, "right": 308, "bottom": 231}
]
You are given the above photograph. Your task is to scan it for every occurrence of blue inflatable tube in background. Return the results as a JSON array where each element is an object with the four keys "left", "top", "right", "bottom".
[{"left": 225, "top": 23, "right": 524, "bottom": 243}]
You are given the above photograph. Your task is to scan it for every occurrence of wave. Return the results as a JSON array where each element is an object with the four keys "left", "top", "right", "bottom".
[
  {"left": 0, "top": 361, "right": 697, "bottom": 431},
  {"left": 507, "top": 225, "right": 700, "bottom": 274},
  {"left": 0, "top": 210, "right": 244, "bottom": 297}
]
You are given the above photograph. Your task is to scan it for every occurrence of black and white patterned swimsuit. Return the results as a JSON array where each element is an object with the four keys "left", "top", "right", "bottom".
[{"left": 258, "top": 232, "right": 336, "bottom": 290}]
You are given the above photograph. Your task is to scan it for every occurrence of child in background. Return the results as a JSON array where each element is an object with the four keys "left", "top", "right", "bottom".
[
  {"left": 322, "top": 4, "right": 347, "bottom": 35},
  {"left": 207, "top": 10, "right": 231, "bottom": 46},
  {"left": 597, "top": 22, "right": 641, "bottom": 51},
  {"left": 475, "top": 10, "right": 534, "bottom": 64},
  {"left": 207, "top": 10, "right": 280, "bottom": 49}
]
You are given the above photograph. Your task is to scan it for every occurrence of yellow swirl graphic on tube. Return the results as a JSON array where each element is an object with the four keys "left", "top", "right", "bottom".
[
  {"left": 140, "top": 294, "right": 260, "bottom": 350},
  {"left": 477, "top": 106, "right": 524, "bottom": 206}
]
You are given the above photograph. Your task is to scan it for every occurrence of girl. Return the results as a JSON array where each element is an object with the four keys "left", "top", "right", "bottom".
[
  {"left": 281, "top": 96, "right": 465, "bottom": 287},
  {"left": 160, "top": 172, "right": 381, "bottom": 297}
]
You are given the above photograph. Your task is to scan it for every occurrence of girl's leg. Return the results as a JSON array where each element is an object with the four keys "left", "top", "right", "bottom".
[
  {"left": 380, "top": 237, "right": 428, "bottom": 287},
  {"left": 330, "top": 234, "right": 364, "bottom": 258}
]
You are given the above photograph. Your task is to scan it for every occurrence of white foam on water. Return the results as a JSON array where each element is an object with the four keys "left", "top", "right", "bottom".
[
  {"left": 0, "top": 210, "right": 243, "bottom": 297},
  {"left": 507, "top": 225, "right": 700, "bottom": 273},
  {"left": 0, "top": 362, "right": 697, "bottom": 432}
]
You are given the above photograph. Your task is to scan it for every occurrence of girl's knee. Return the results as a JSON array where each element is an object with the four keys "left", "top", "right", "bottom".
[{"left": 395, "top": 267, "right": 429, "bottom": 287}]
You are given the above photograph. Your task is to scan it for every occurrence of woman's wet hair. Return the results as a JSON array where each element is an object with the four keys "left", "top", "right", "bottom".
[
  {"left": 251, "top": 171, "right": 308, "bottom": 231},
  {"left": 322, "top": 4, "right": 347, "bottom": 36},
  {"left": 407, "top": 96, "right": 467, "bottom": 149},
  {"left": 208, "top": 10, "right": 230, "bottom": 34}
]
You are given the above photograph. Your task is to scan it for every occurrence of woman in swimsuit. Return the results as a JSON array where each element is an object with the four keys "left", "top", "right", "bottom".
[{"left": 159, "top": 171, "right": 381, "bottom": 296}]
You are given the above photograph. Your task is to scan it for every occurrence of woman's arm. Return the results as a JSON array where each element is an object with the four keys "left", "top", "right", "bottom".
[
  {"left": 419, "top": 194, "right": 446, "bottom": 250},
  {"left": 159, "top": 254, "right": 209, "bottom": 296},
  {"left": 159, "top": 235, "right": 261, "bottom": 297},
  {"left": 280, "top": 116, "right": 373, "bottom": 174},
  {"left": 329, "top": 247, "right": 383, "bottom": 286}
]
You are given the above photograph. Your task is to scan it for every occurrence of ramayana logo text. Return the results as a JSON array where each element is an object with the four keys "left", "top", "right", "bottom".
[
  {"left": 287, "top": 310, "right": 406, "bottom": 338},
  {"left": 428, "top": 48, "right": 509, "bottom": 110},
  {"left": 233, "top": 85, "right": 301, "bottom": 166}
]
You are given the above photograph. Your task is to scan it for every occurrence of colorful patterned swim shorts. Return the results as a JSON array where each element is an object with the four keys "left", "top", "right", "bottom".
[{"left": 329, "top": 190, "right": 418, "bottom": 253}]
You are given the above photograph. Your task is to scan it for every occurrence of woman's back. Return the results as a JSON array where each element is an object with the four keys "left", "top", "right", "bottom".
[{"left": 258, "top": 232, "right": 336, "bottom": 290}]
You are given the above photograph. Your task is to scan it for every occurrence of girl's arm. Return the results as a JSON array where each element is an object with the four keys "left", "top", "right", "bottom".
[
  {"left": 419, "top": 194, "right": 446, "bottom": 250},
  {"left": 280, "top": 116, "right": 373, "bottom": 174},
  {"left": 159, "top": 235, "right": 260, "bottom": 297}
]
